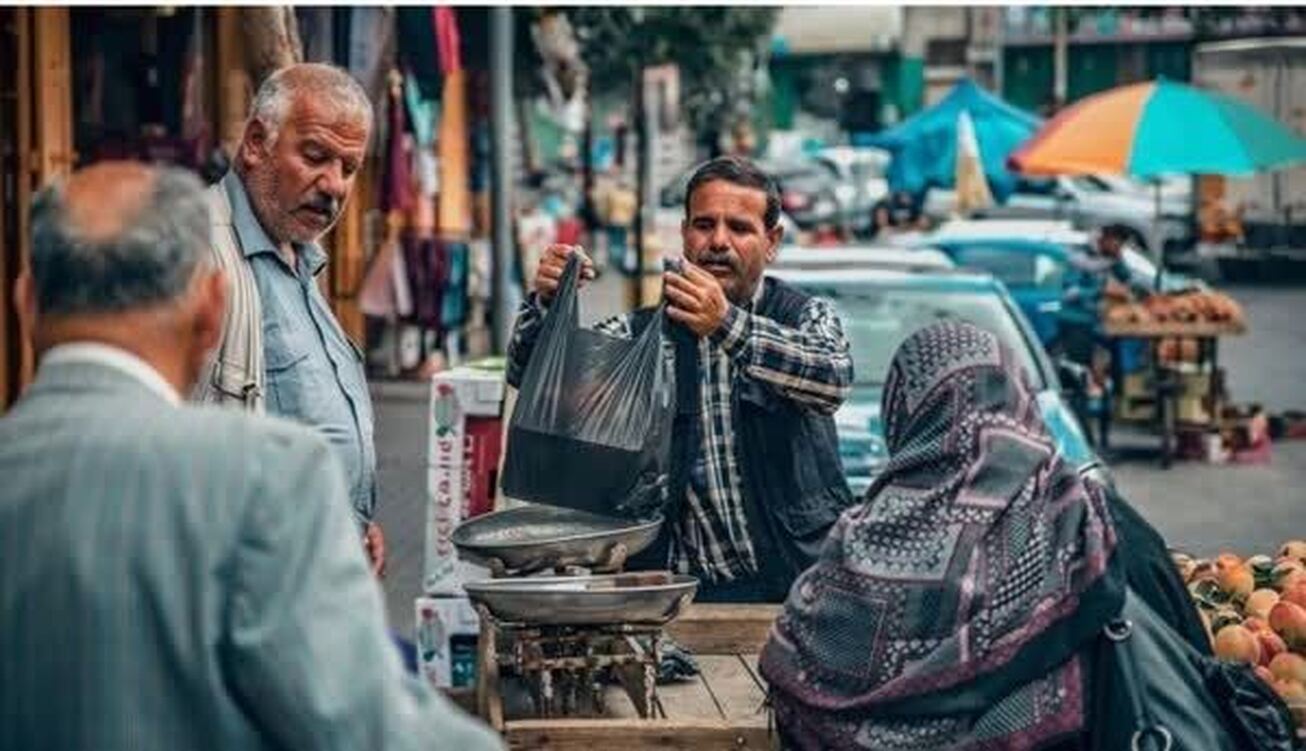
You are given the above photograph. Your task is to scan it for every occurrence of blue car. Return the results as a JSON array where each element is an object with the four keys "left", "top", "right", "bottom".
[
  {"left": 769, "top": 266, "right": 1099, "bottom": 495},
  {"left": 920, "top": 220, "right": 1198, "bottom": 346}
]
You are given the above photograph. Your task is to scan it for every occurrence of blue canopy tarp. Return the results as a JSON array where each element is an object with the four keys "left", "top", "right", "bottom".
[{"left": 861, "top": 79, "right": 1042, "bottom": 201}]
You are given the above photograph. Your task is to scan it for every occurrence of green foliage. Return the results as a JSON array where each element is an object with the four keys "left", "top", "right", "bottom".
[{"left": 563, "top": 7, "right": 778, "bottom": 134}]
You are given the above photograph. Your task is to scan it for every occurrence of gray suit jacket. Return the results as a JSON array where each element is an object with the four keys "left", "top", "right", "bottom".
[{"left": 0, "top": 360, "right": 501, "bottom": 751}]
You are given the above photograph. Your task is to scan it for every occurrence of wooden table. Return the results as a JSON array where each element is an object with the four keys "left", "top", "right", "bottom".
[
  {"left": 478, "top": 604, "right": 781, "bottom": 750},
  {"left": 1101, "top": 321, "right": 1245, "bottom": 468}
]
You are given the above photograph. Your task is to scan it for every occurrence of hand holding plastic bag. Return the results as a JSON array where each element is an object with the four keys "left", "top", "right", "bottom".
[{"left": 502, "top": 253, "right": 675, "bottom": 519}]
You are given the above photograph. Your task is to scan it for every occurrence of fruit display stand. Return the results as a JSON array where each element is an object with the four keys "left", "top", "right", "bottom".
[
  {"left": 1174, "top": 542, "right": 1306, "bottom": 737},
  {"left": 1101, "top": 318, "right": 1247, "bottom": 468},
  {"left": 475, "top": 604, "right": 778, "bottom": 750}
]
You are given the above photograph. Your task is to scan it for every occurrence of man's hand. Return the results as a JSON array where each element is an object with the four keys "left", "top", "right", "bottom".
[
  {"left": 664, "top": 263, "right": 731, "bottom": 338},
  {"left": 532, "top": 243, "right": 596, "bottom": 304},
  {"left": 363, "top": 522, "right": 387, "bottom": 578}
]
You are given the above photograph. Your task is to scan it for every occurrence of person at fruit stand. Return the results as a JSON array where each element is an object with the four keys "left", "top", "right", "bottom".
[
  {"left": 1058, "top": 224, "right": 1154, "bottom": 448},
  {"left": 1059, "top": 223, "right": 1152, "bottom": 364},
  {"left": 506, "top": 156, "right": 855, "bottom": 603},
  {"left": 194, "top": 64, "right": 386, "bottom": 576},
  {"left": 0, "top": 162, "right": 503, "bottom": 751},
  {"left": 760, "top": 321, "right": 1285, "bottom": 751}
]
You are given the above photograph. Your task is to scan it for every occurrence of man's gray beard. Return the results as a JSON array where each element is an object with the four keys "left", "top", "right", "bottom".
[{"left": 242, "top": 168, "right": 334, "bottom": 246}]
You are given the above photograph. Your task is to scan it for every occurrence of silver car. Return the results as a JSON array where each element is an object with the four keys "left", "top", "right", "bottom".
[{"left": 925, "top": 174, "right": 1193, "bottom": 256}]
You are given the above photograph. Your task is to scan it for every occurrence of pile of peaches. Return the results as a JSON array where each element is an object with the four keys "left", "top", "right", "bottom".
[{"left": 1174, "top": 541, "right": 1306, "bottom": 725}]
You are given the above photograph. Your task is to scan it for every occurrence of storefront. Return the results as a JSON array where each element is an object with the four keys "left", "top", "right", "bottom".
[
  {"left": 1, "top": 7, "right": 75, "bottom": 408},
  {"left": 0, "top": 7, "right": 513, "bottom": 409}
]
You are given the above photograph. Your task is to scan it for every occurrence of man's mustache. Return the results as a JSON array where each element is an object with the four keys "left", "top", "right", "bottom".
[
  {"left": 696, "top": 250, "right": 739, "bottom": 271},
  {"left": 301, "top": 193, "right": 340, "bottom": 220}
]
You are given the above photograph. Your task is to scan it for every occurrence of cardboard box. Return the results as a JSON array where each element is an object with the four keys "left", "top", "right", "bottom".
[
  {"left": 415, "top": 596, "right": 480, "bottom": 689},
  {"left": 425, "top": 363, "right": 505, "bottom": 595}
]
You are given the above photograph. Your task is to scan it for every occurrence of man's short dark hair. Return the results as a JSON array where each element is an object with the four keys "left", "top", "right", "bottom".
[
  {"left": 683, "top": 156, "right": 781, "bottom": 230},
  {"left": 1100, "top": 223, "right": 1132, "bottom": 242}
]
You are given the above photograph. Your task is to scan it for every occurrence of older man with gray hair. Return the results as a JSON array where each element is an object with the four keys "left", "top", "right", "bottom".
[
  {"left": 197, "top": 63, "right": 387, "bottom": 573},
  {"left": 0, "top": 161, "right": 502, "bottom": 751}
]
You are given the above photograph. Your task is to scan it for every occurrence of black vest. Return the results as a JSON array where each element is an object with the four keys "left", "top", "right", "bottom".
[{"left": 634, "top": 277, "right": 854, "bottom": 602}]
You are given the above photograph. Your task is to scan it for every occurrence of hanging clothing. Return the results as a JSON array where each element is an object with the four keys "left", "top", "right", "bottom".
[
  {"left": 441, "top": 242, "right": 469, "bottom": 331},
  {"left": 401, "top": 234, "right": 449, "bottom": 330},
  {"left": 331, "top": 8, "right": 352, "bottom": 68},
  {"left": 396, "top": 7, "right": 442, "bottom": 99},
  {"left": 467, "top": 239, "right": 492, "bottom": 301},
  {"left": 434, "top": 6, "right": 462, "bottom": 74},
  {"left": 433, "top": 7, "right": 471, "bottom": 236},
  {"left": 381, "top": 82, "right": 415, "bottom": 214},
  {"left": 295, "top": 7, "right": 335, "bottom": 63},
  {"left": 470, "top": 122, "right": 492, "bottom": 193},
  {"left": 761, "top": 320, "right": 1125, "bottom": 751},
  {"left": 416, "top": 150, "right": 439, "bottom": 199},
  {"left": 437, "top": 69, "right": 472, "bottom": 237},
  {"left": 404, "top": 73, "right": 440, "bottom": 199},
  {"left": 347, "top": 7, "right": 395, "bottom": 109},
  {"left": 358, "top": 231, "right": 413, "bottom": 321},
  {"left": 404, "top": 74, "right": 438, "bottom": 148}
]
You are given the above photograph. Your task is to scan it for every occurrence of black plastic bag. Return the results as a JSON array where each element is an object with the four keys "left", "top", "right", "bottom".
[{"left": 501, "top": 253, "right": 675, "bottom": 519}]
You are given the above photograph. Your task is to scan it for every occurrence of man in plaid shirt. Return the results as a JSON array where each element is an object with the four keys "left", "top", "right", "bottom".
[{"left": 507, "top": 157, "right": 854, "bottom": 602}]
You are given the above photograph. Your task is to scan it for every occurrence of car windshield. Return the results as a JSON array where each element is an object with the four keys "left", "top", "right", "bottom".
[{"left": 793, "top": 284, "right": 1046, "bottom": 390}]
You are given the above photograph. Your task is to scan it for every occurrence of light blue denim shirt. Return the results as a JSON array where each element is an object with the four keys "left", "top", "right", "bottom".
[{"left": 222, "top": 171, "right": 376, "bottom": 525}]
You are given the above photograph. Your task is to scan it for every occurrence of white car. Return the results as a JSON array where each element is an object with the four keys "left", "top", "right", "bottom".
[
  {"left": 924, "top": 174, "right": 1193, "bottom": 256},
  {"left": 774, "top": 244, "right": 954, "bottom": 273},
  {"left": 812, "top": 146, "right": 892, "bottom": 235}
]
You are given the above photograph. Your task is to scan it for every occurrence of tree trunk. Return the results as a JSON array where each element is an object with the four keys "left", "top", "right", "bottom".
[{"left": 240, "top": 7, "right": 303, "bottom": 90}]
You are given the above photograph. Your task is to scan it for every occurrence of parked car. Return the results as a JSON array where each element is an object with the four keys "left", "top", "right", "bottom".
[
  {"left": 923, "top": 173, "right": 1194, "bottom": 256},
  {"left": 767, "top": 159, "right": 845, "bottom": 229},
  {"left": 773, "top": 244, "right": 954, "bottom": 273},
  {"left": 922, "top": 220, "right": 1202, "bottom": 345},
  {"left": 661, "top": 158, "right": 844, "bottom": 231},
  {"left": 811, "top": 146, "right": 892, "bottom": 236},
  {"left": 769, "top": 266, "right": 1098, "bottom": 494}
]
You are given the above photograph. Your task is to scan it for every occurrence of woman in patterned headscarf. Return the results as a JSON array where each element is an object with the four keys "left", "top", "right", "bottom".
[{"left": 760, "top": 320, "right": 1128, "bottom": 750}]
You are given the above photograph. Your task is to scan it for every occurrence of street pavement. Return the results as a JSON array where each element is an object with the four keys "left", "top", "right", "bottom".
[{"left": 372, "top": 279, "right": 1306, "bottom": 638}]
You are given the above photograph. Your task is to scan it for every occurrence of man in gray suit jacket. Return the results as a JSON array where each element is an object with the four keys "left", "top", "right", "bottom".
[{"left": 0, "top": 161, "right": 501, "bottom": 750}]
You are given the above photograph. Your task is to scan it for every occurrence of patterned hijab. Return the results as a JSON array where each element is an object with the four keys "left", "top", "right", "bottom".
[{"left": 760, "top": 321, "right": 1123, "bottom": 751}]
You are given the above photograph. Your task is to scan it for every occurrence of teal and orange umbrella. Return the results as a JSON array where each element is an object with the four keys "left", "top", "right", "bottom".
[{"left": 1010, "top": 79, "right": 1306, "bottom": 179}]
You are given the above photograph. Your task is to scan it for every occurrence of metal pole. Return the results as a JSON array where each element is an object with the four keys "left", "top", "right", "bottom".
[
  {"left": 1154, "top": 179, "right": 1165, "bottom": 284},
  {"left": 1272, "top": 53, "right": 1285, "bottom": 241},
  {"left": 1053, "top": 7, "right": 1068, "bottom": 109},
  {"left": 490, "top": 6, "right": 514, "bottom": 353},
  {"left": 994, "top": 8, "right": 1006, "bottom": 96}
]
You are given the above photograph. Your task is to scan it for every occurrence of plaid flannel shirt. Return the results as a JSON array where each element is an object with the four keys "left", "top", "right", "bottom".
[{"left": 505, "top": 281, "right": 853, "bottom": 582}]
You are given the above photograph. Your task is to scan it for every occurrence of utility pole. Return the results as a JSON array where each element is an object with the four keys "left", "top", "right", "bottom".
[
  {"left": 994, "top": 8, "right": 1006, "bottom": 95},
  {"left": 490, "top": 7, "right": 515, "bottom": 352},
  {"left": 1053, "top": 7, "right": 1068, "bottom": 110}
]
